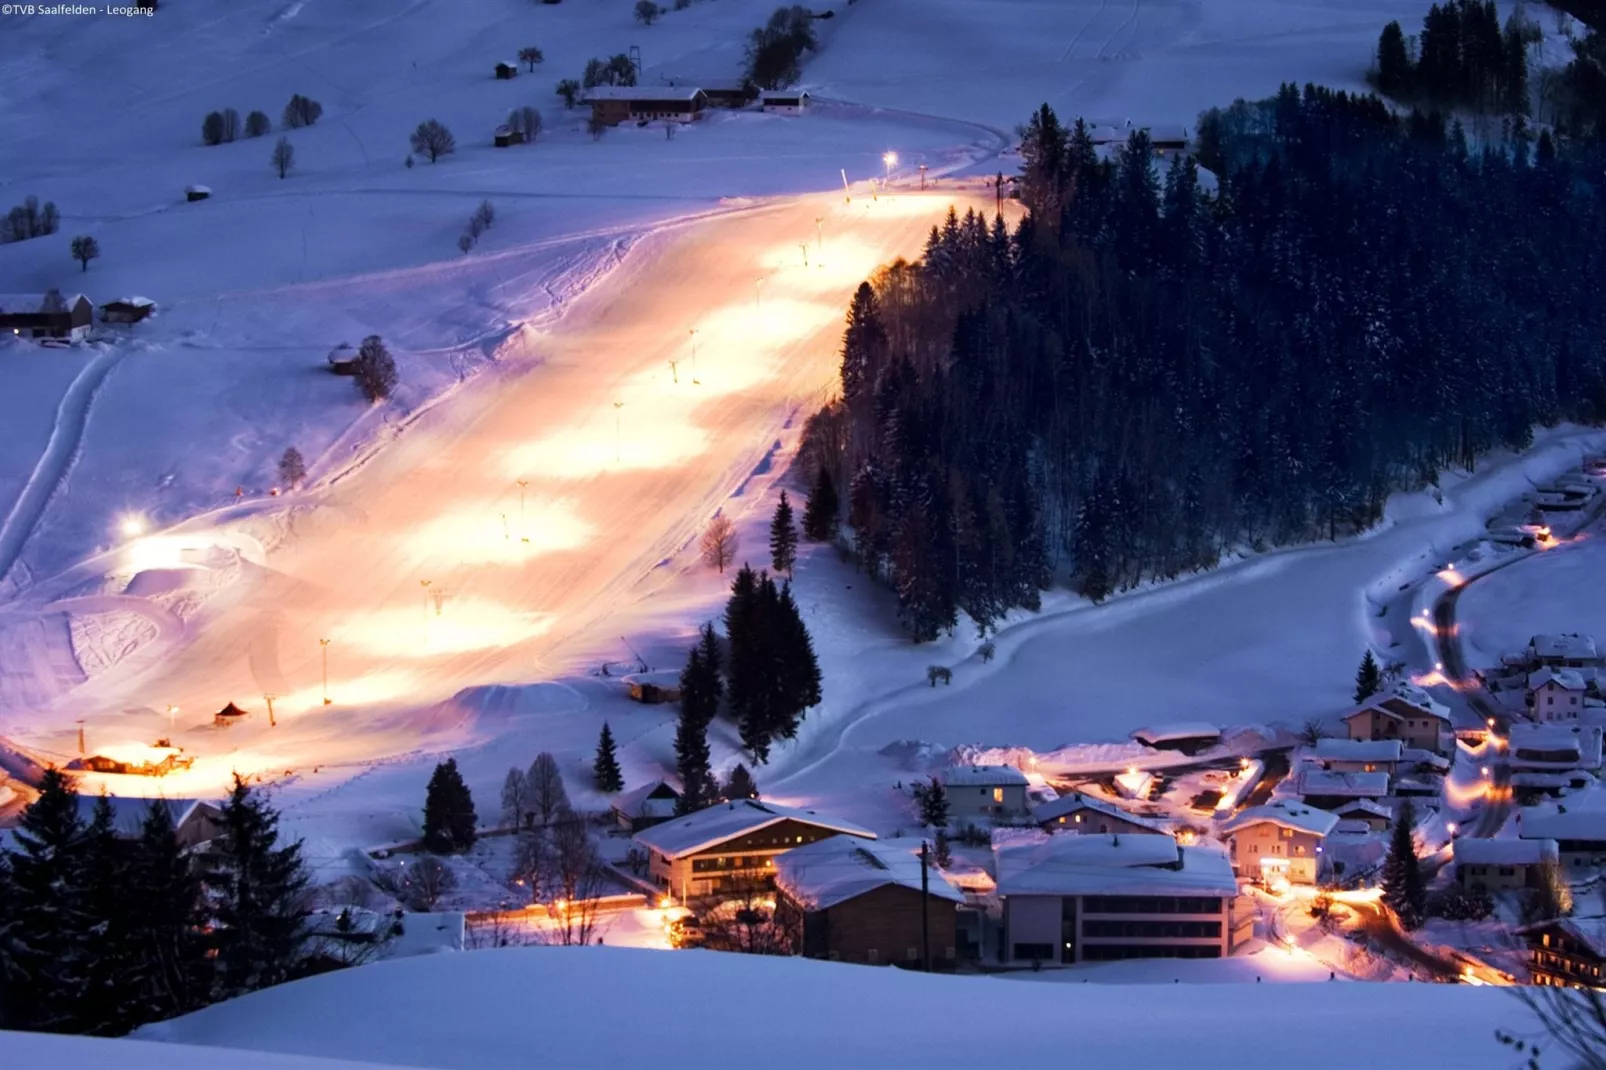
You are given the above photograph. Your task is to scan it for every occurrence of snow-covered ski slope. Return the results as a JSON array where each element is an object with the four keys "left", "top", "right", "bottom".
[{"left": 0, "top": 0, "right": 1462, "bottom": 837}]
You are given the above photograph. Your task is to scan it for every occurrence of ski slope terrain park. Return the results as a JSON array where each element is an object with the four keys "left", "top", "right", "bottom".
[{"left": 0, "top": 0, "right": 1444, "bottom": 824}]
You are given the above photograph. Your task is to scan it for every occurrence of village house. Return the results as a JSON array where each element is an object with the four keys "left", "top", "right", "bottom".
[
  {"left": 1330, "top": 798, "right": 1393, "bottom": 832},
  {"left": 1131, "top": 723, "right": 1221, "bottom": 755},
  {"left": 584, "top": 86, "right": 707, "bottom": 127},
  {"left": 1343, "top": 684, "right": 1453, "bottom": 755},
  {"left": 494, "top": 61, "right": 517, "bottom": 79},
  {"left": 759, "top": 89, "right": 810, "bottom": 113},
  {"left": 1294, "top": 769, "right": 1390, "bottom": 810},
  {"left": 700, "top": 82, "right": 757, "bottom": 108},
  {"left": 610, "top": 779, "right": 681, "bottom": 833},
  {"left": 1519, "top": 808, "right": 1606, "bottom": 872},
  {"left": 1312, "top": 738, "right": 1403, "bottom": 776},
  {"left": 1529, "top": 634, "right": 1602, "bottom": 670},
  {"left": 1530, "top": 668, "right": 1588, "bottom": 723},
  {"left": 994, "top": 833, "right": 1244, "bottom": 964},
  {"left": 940, "top": 764, "right": 1029, "bottom": 821},
  {"left": 1031, "top": 792, "right": 1169, "bottom": 836},
  {"left": 0, "top": 292, "right": 93, "bottom": 341},
  {"left": 1524, "top": 915, "right": 1606, "bottom": 987},
  {"left": 1453, "top": 838, "right": 1559, "bottom": 893},
  {"left": 633, "top": 799, "right": 874, "bottom": 901},
  {"left": 71, "top": 795, "right": 223, "bottom": 853},
  {"left": 71, "top": 742, "right": 193, "bottom": 777},
  {"left": 774, "top": 836, "right": 964, "bottom": 967},
  {"left": 1507, "top": 724, "right": 1604, "bottom": 774},
  {"left": 1219, "top": 800, "right": 1339, "bottom": 885},
  {"left": 99, "top": 297, "right": 155, "bottom": 324}
]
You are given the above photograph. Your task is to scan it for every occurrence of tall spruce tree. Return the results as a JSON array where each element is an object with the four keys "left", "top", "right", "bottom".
[
  {"left": 839, "top": 284, "right": 888, "bottom": 419},
  {"left": 769, "top": 491, "right": 798, "bottom": 577},
  {"left": 802, "top": 464, "right": 840, "bottom": 542},
  {"left": 723, "top": 763, "right": 759, "bottom": 801},
  {"left": 208, "top": 775, "right": 310, "bottom": 1001},
  {"left": 679, "top": 637, "right": 718, "bottom": 730},
  {"left": 776, "top": 581, "right": 822, "bottom": 722},
  {"left": 1380, "top": 799, "right": 1426, "bottom": 930},
  {"left": 125, "top": 799, "right": 210, "bottom": 1027},
  {"left": 724, "top": 565, "right": 762, "bottom": 734},
  {"left": 79, "top": 794, "right": 142, "bottom": 1035},
  {"left": 1377, "top": 21, "right": 1412, "bottom": 96},
  {"left": 4, "top": 767, "right": 92, "bottom": 1032},
  {"left": 696, "top": 621, "right": 724, "bottom": 711},
  {"left": 1354, "top": 650, "right": 1383, "bottom": 702},
  {"left": 422, "top": 758, "right": 477, "bottom": 853},
  {"left": 673, "top": 677, "right": 718, "bottom": 814},
  {"left": 594, "top": 722, "right": 624, "bottom": 793}
]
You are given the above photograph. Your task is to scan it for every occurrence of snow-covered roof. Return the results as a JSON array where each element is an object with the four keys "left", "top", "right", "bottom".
[
  {"left": 1332, "top": 820, "right": 1375, "bottom": 836},
  {"left": 1314, "top": 738, "right": 1403, "bottom": 763},
  {"left": 1532, "top": 634, "right": 1599, "bottom": 660},
  {"left": 70, "top": 795, "right": 206, "bottom": 836},
  {"left": 1332, "top": 799, "right": 1392, "bottom": 819},
  {"left": 774, "top": 836, "right": 964, "bottom": 911},
  {"left": 759, "top": 89, "right": 810, "bottom": 100},
  {"left": 1519, "top": 807, "right": 1606, "bottom": 843},
  {"left": 1509, "top": 724, "right": 1604, "bottom": 770},
  {"left": 1031, "top": 792, "right": 1169, "bottom": 832},
  {"left": 995, "top": 833, "right": 1236, "bottom": 899},
  {"left": 1295, "top": 769, "right": 1389, "bottom": 798},
  {"left": 1454, "top": 838, "right": 1558, "bottom": 867},
  {"left": 0, "top": 293, "right": 88, "bottom": 313},
  {"left": 1524, "top": 914, "right": 1606, "bottom": 958},
  {"left": 1219, "top": 800, "right": 1340, "bottom": 838},
  {"left": 940, "top": 764, "right": 1028, "bottom": 788},
  {"left": 1131, "top": 723, "right": 1221, "bottom": 745},
  {"left": 185, "top": 184, "right": 211, "bottom": 194},
  {"left": 86, "top": 742, "right": 182, "bottom": 766},
  {"left": 1346, "top": 686, "right": 1452, "bottom": 724},
  {"left": 1531, "top": 668, "right": 1588, "bottom": 692},
  {"left": 611, "top": 779, "right": 680, "bottom": 819},
  {"left": 632, "top": 799, "right": 874, "bottom": 859},
  {"left": 584, "top": 86, "right": 705, "bottom": 102},
  {"left": 104, "top": 296, "right": 155, "bottom": 308}
]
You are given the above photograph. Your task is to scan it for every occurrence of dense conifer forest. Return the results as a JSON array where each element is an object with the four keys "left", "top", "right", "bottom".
[{"left": 801, "top": 85, "right": 1606, "bottom": 641}]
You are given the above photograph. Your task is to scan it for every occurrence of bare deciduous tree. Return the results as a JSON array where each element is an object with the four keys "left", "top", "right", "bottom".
[
  {"left": 246, "top": 110, "right": 272, "bottom": 138},
  {"left": 518, "top": 46, "right": 544, "bottom": 71},
  {"left": 535, "top": 814, "right": 608, "bottom": 947},
  {"left": 457, "top": 232, "right": 475, "bottom": 255},
  {"left": 695, "top": 873, "right": 791, "bottom": 955},
  {"left": 635, "top": 0, "right": 661, "bottom": 24},
  {"left": 353, "top": 334, "right": 398, "bottom": 402},
  {"left": 701, "top": 514, "right": 739, "bottom": 573},
  {"left": 473, "top": 200, "right": 495, "bottom": 230},
  {"left": 271, "top": 135, "right": 295, "bottom": 179},
  {"left": 400, "top": 855, "right": 457, "bottom": 911},
  {"left": 526, "top": 752, "right": 570, "bottom": 827},
  {"left": 410, "top": 119, "right": 456, "bottom": 163},
  {"left": 221, "top": 107, "right": 241, "bottom": 143},
  {"left": 283, "top": 93, "right": 324, "bottom": 129},
  {"left": 278, "top": 446, "right": 307, "bottom": 487},
  {"left": 500, "top": 767, "right": 529, "bottom": 831},
  {"left": 556, "top": 79, "right": 581, "bottom": 109},
  {"left": 70, "top": 234, "right": 99, "bottom": 272}
]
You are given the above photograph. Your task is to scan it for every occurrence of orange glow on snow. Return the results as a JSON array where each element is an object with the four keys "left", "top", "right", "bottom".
[
  {"left": 337, "top": 601, "right": 554, "bottom": 659},
  {"left": 402, "top": 503, "right": 591, "bottom": 565}
]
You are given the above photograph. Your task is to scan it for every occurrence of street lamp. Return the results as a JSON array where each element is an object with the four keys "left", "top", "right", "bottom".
[
  {"left": 264, "top": 693, "right": 277, "bottom": 728},
  {"left": 754, "top": 276, "right": 765, "bottom": 308},
  {"left": 613, "top": 401, "right": 624, "bottom": 462},
  {"left": 516, "top": 479, "right": 528, "bottom": 524},
  {"left": 814, "top": 216, "right": 824, "bottom": 252},
  {"left": 320, "top": 638, "right": 332, "bottom": 705},
  {"left": 882, "top": 150, "right": 898, "bottom": 184},
  {"left": 420, "top": 578, "right": 433, "bottom": 620},
  {"left": 500, "top": 512, "right": 510, "bottom": 541},
  {"left": 689, "top": 328, "right": 700, "bottom": 384}
]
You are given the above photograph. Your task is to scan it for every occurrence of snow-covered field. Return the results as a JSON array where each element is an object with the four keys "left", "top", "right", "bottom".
[
  {"left": 5, "top": 0, "right": 1572, "bottom": 886},
  {"left": 117, "top": 945, "right": 1531, "bottom": 1068},
  {"left": 1459, "top": 533, "right": 1606, "bottom": 669}
]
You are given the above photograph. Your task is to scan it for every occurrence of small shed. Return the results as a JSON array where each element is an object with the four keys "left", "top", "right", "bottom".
[
  {"left": 760, "top": 90, "right": 810, "bottom": 114},
  {"left": 612, "top": 779, "right": 682, "bottom": 832},
  {"left": 214, "top": 701, "right": 249, "bottom": 727},
  {"left": 493, "top": 124, "right": 520, "bottom": 148},
  {"left": 626, "top": 670, "right": 683, "bottom": 705},
  {"left": 495, "top": 61, "right": 517, "bottom": 80},
  {"left": 185, "top": 185, "right": 212, "bottom": 202},
  {"left": 328, "top": 343, "right": 360, "bottom": 375},
  {"left": 100, "top": 297, "right": 155, "bottom": 324}
]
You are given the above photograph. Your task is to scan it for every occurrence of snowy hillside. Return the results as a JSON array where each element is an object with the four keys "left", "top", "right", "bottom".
[{"left": 124, "top": 946, "right": 1530, "bottom": 1069}]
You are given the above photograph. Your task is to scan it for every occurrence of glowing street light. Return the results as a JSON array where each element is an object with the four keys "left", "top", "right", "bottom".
[
  {"left": 120, "top": 515, "right": 146, "bottom": 538},
  {"left": 882, "top": 150, "right": 898, "bottom": 183},
  {"left": 613, "top": 401, "right": 624, "bottom": 462},
  {"left": 814, "top": 216, "right": 824, "bottom": 252},
  {"left": 319, "top": 638, "right": 333, "bottom": 705}
]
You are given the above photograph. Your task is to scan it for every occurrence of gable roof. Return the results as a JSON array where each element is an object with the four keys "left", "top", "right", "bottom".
[
  {"left": 995, "top": 833, "right": 1236, "bottom": 898},
  {"left": 1031, "top": 792, "right": 1170, "bottom": 832},
  {"left": 1532, "top": 634, "right": 1599, "bottom": 660},
  {"left": 1220, "top": 800, "right": 1340, "bottom": 838},
  {"left": 584, "top": 86, "right": 705, "bottom": 103},
  {"left": 940, "top": 764, "right": 1028, "bottom": 788},
  {"left": 632, "top": 799, "right": 874, "bottom": 859},
  {"left": 1296, "top": 769, "right": 1390, "bottom": 798},
  {"left": 1314, "top": 738, "right": 1403, "bottom": 762},
  {"left": 1509, "top": 724, "right": 1604, "bottom": 769},
  {"left": 1332, "top": 799, "right": 1393, "bottom": 819},
  {"left": 1454, "top": 838, "right": 1558, "bottom": 867},
  {"left": 1131, "top": 723, "right": 1222, "bottom": 745},
  {"left": 774, "top": 837, "right": 964, "bottom": 911},
  {"left": 611, "top": 779, "right": 681, "bottom": 819},
  {"left": 1531, "top": 668, "right": 1588, "bottom": 692},
  {"left": 1519, "top": 807, "right": 1606, "bottom": 842},
  {"left": 759, "top": 89, "right": 810, "bottom": 101},
  {"left": 0, "top": 293, "right": 89, "bottom": 314}
]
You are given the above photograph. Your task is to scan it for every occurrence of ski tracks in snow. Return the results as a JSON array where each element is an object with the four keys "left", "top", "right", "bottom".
[{"left": 0, "top": 351, "right": 123, "bottom": 594}]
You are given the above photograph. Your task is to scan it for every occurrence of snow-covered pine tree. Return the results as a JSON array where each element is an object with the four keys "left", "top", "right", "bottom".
[
  {"left": 769, "top": 491, "right": 798, "bottom": 577},
  {"left": 125, "top": 799, "right": 211, "bottom": 1026},
  {"left": 673, "top": 679, "right": 718, "bottom": 813},
  {"left": 594, "top": 722, "right": 624, "bottom": 793},
  {"left": 1380, "top": 799, "right": 1425, "bottom": 930},
  {"left": 78, "top": 794, "right": 145, "bottom": 1035},
  {"left": 4, "top": 767, "right": 93, "bottom": 1031},
  {"left": 207, "top": 775, "right": 311, "bottom": 1001},
  {"left": 423, "top": 758, "right": 477, "bottom": 853},
  {"left": 723, "top": 764, "right": 759, "bottom": 801},
  {"left": 1354, "top": 650, "right": 1383, "bottom": 703}
]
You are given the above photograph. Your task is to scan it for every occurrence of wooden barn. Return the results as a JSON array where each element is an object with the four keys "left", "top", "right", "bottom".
[
  {"left": 100, "top": 297, "right": 155, "bottom": 324},
  {"left": 494, "top": 61, "right": 517, "bottom": 80},
  {"left": 0, "top": 292, "right": 94, "bottom": 341}
]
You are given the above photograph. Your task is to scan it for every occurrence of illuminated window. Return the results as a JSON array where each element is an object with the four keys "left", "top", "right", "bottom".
[
  {"left": 993, "top": 788, "right": 1005, "bottom": 803},
  {"left": 1073, "top": 814, "right": 1083, "bottom": 823}
]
